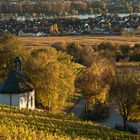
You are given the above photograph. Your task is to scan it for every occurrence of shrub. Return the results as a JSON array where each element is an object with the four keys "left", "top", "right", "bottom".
[
  {"left": 52, "top": 42, "right": 66, "bottom": 51},
  {"left": 86, "top": 101, "right": 109, "bottom": 121},
  {"left": 97, "top": 42, "right": 115, "bottom": 51},
  {"left": 120, "top": 44, "right": 130, "bottom": 55}
]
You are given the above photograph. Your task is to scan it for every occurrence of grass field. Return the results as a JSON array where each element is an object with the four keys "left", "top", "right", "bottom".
[{"left": 19, "top": 36, "right": 140, "bottom": 47}]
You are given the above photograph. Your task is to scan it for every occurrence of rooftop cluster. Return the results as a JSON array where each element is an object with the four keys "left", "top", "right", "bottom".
[{"left": 0, "top": 14, "right": 140, "bottom": 36}]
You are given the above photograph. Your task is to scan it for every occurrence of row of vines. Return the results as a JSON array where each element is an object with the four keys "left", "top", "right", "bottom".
[{"left": 0, "top": 105, "right": 139, "bottom": 140}]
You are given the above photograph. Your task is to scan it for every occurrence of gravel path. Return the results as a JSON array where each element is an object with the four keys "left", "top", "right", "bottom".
[
  {"left": 101, "top": 105, "right": 123, "bottom": 128},
  {"left": 101, "top": 105, "right": 140, "bottom": 130},
  {"left": 70, "top": 99, "right": 140, "bottom": 131},
  {"left": 70, "top": 98, "right": 86, "bottom": 118}
]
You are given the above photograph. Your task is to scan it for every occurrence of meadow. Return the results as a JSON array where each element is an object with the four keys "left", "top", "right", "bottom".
[{"left": 20, "top": 36, "right": 140, "bottom": 48}]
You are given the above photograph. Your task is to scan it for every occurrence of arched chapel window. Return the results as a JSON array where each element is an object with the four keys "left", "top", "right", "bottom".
[
  {"left": 20, "top": 98, "right": 24, "bottom": 104},
  {"left": 31, "top": 96, "right": 33, "bottom": 107}
]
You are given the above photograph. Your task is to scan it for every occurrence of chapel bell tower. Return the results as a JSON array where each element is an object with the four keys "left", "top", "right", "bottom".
[{"left": 14, "top": 56, "right": 22, "bottom": 71}]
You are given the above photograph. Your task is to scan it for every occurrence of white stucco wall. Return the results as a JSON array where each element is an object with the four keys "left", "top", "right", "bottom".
[
  {"left": 11, "top": 94, "right": 19, "bottom": 106},
  {"left": 0, "top": 90, "right": 35, "bottom": 110},
  {"left": 19, "top": 90, "right": 35, "bottom": 110},
  {"left": 0, "top": 94, "right": 19, "bottom": 106},
  {"left": 19, "top": 93, "right": 27, "bottom": 109},
  {"left": 27, "top": 90, "right": 35, "bottom": 110}
]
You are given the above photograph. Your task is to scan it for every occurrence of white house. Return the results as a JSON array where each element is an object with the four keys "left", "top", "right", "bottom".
[
  {"left": 18, "top": 29, "right": 36, "bottom": 37},
  {"left": 0, "top": 56, "right": 35, "bottom": 109}
]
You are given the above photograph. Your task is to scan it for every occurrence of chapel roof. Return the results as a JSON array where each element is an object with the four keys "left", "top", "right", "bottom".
[{"left": 0, "top": 69, "right": 34, "bottom": 94}]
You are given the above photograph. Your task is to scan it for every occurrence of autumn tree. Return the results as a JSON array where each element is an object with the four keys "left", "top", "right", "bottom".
[
  {"left": 27, "top": 47, "right": 77, "bottom": 112},
  {"left": 52, "top": 42, "right": 66, "bottom": 51},
  {"left": 87, "top": 7, "right": 93, "bottom": 15},
  {"left": 110, "top": 69, "right": 139, "bottom": 130},
  {"left": 96, "top": 42, "right": 116, "bottom": 61},
  {"left": 67, "top": 43, "right": 82, "bottom": 63},
  {"left": 120, "top": 44, "right": 130, "bottom": 56},
  {"left": 76, "top": 57, "right": 116, "bottom": 120},
  {"left": 50, "top": 24, "right": 59, "bottom": 36},
  {"left": 0, "top": 34, "right": 29, "bottom": 82},
  {"left": 125, "top": 2, "right": 133, "bottom": 13},
  {"left": 67, "top": 43, "right": 95, "bottom": 67}
]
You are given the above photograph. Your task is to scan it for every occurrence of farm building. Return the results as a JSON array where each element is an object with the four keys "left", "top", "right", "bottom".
[{"left": 0, "top": 56, "right": 35, "bottom": 109}]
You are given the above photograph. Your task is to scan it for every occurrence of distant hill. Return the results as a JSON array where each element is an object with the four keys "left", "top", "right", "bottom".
[{"left": 0, "top": 105, "right": 139, "bottom": 140}]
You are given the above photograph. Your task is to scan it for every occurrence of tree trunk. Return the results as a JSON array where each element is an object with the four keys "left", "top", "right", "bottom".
[
  {"left": 123, "top": 116, "right": 128, "bottom": 130},
  {"left": 85, "top": 102, "right": 89, "bottom": 114}
]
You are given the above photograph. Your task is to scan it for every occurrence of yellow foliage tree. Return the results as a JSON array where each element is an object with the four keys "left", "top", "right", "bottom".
[
  {"left": 50, "top": 24, "right": 59, "bottom": 36},
  {"left": 0, "top": 34, "right": 30, "bottom": 82},
  {"left": 27, "top": 47, "right": 77, "bottom": 112},
  {"left": 76, "top": 57, "right": 116, "bottom": 117}
]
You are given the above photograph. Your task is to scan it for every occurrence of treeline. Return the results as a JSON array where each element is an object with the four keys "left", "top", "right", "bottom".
[
  {"left": 0, "top": 0, "right": 140, "bottom": 17},
  {"left": 52, "top": 42, "right": 140, "bottom": 63}
]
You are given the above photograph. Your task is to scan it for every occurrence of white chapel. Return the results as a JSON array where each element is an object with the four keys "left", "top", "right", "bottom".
[{"left": 0, "top": 56, "right": 35, "bottom": 109}]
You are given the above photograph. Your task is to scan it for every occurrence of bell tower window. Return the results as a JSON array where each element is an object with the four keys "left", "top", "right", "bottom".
[{"left": 14, "top": 56, "right": 22, "bottom": 71}]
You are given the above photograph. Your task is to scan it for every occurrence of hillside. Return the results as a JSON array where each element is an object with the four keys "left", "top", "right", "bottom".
[{"left": 0, "top": 105, "right": 139, "bottom": 140}]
